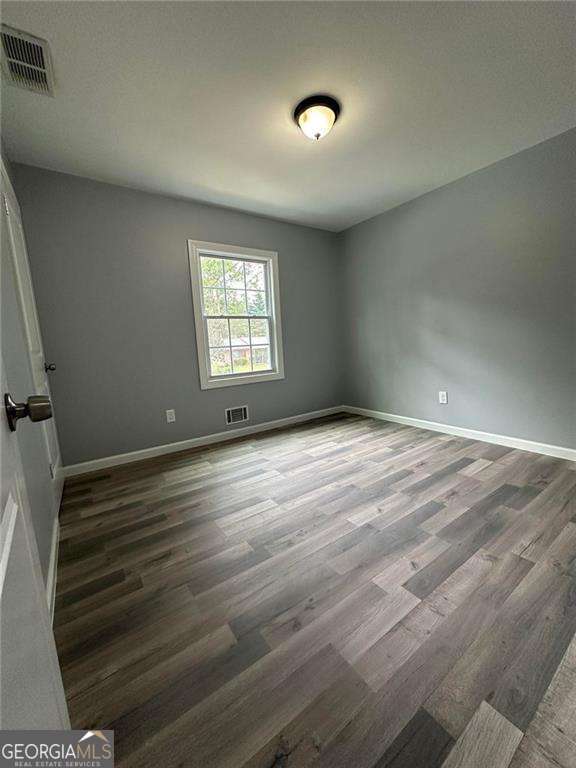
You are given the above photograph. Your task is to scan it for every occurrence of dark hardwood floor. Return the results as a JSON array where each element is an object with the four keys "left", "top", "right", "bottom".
[{"left": 54, "top": 414, "right": 576, "bottom": 768}]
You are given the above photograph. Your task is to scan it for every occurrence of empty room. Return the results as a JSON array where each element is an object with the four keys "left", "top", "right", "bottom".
[{"left": 1, "top": 2, "right": 575, "bottom": 767}]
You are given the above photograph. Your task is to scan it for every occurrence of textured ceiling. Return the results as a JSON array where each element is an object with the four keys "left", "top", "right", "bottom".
[{"left": 2, "top": 2, "right": 575, "bottom": 231}]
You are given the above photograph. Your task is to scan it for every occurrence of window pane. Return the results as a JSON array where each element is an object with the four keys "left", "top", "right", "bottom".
[
  {"left": 224, "top": 259, "right": 245, "bottom": 289},
  {"left": 232, "top": 346, "right": 252, "bottom": 373},
  {"left": 203, "top": 288, "right": 226, "bottom": 315},
  {"left": 207, "top": 318, "right": 229, "bottom": 347},
  {"left": 229, "top": 318, "right": 250, "bottom": 346},
  {"left": 252, "top": 345, "right": 271, "bottom": 371},
  {"left": 245, "top": 261, "right": 266, "bottom": 290},
  {"left": 201, "top": 257, "right": 224, "bottom": 288},
  {"left": 247, "top": 290, "right": 267, "bottom": 315},
  {"left": 209, "top": 347, "right": 232, "bottom": 376},
  {"left": 249, "top": 318, "right": 269, "bottom": 346},
  {"left": 226, "top": 289, "right": 247, "bottom": 315}
]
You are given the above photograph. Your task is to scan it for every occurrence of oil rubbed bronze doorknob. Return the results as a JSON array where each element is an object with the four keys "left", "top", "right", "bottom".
[{"left": 4, "top": 393, "right": 53, "bottom": 432}]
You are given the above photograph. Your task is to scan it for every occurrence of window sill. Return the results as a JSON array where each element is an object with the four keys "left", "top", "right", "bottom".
[{"left": 199, "top": 370, "right": 285, "bottom": 390}]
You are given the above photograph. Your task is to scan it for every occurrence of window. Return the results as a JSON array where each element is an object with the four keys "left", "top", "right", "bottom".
[{"left": 188, "top": 240, "right": 285, "bottom": 389}]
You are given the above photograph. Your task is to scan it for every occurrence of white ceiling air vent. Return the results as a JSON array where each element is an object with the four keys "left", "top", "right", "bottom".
[
  {"left": 225, "top": 406, "right": 249, "bottom": 425},
  {"left": 1, "top": 25, "right": 54, "bottom": 96}
]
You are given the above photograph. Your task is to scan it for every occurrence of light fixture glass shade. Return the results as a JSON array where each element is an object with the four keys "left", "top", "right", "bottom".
[{"left": 297, "top": 104, "right": 337, "bottom": 141}]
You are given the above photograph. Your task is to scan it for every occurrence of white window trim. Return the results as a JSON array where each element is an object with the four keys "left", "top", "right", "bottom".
[{"left": 188, "top": 240, "right": 285, "bottom": 390}]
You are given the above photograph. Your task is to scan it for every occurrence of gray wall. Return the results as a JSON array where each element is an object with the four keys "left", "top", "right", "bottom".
[
  {"left": 342, "top": 129, "right": 576, "bottom": 449},
  {"left": 12, "top": 166, "right": 345, "bottom": 465},
  {"left": 12, "top": 128, "right": 576, "bottom": 471}
]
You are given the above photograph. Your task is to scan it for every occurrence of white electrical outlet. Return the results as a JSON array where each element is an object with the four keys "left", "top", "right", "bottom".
[
  {"left": 166, "top": 409, "right": 176, "bottom": 423},
  {"left": 438, "top": 391, "right": 448, "bottom": 405}
]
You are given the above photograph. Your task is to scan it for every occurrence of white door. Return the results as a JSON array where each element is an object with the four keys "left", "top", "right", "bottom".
[
  {"left": 1, "top": 161, "right": 63, "bottom": 507},
  {"left": 0, "top": 199, "right": 69, "bottom": 728}
]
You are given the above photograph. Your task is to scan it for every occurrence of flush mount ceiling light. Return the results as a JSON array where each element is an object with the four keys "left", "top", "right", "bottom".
[{"left": 293, "top": 94, "right": 341, "bottom": 141}]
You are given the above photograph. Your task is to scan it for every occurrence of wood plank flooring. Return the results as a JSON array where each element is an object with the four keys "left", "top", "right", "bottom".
[{"left": 55, "top": 414, "right": 576, "bottom": 768}]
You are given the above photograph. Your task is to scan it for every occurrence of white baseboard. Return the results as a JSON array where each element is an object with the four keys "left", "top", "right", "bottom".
[
  {"left": 46, "top": 516, "right": 59, "bottom": 623},
  {"left": 62, "top": 403, "right": 575, "bottom": 480},
  {"left": 342, "top": 405, "right": 576, "bottom": 462},
  {"left": 62, "top": 406, "right": 343, "bottom": 478}
]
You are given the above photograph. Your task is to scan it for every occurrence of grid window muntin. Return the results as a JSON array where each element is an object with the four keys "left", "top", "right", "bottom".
[
  {"left": 188, "top": 241, "right": 284, "bottom": 390},
  {"left": 200, "top": 254, "right": 275, "bottom": 379}
]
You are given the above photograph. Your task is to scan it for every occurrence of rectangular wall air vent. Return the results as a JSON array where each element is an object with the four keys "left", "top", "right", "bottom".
[
  {"left": 225, "top": 405, "right": 249, "bottom": 425},
  {"left": 1, "top": 25, "right": 54, "bottom": 95}
]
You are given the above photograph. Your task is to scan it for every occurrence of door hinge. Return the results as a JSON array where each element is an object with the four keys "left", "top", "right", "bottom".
[{"left": 2, "top": 194, "right": 9, "bottom": 216}]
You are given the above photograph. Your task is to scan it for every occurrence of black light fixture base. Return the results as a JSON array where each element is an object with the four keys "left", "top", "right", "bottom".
[{"left": 293, "top": 94, "right": 341, "bottom": 125}]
